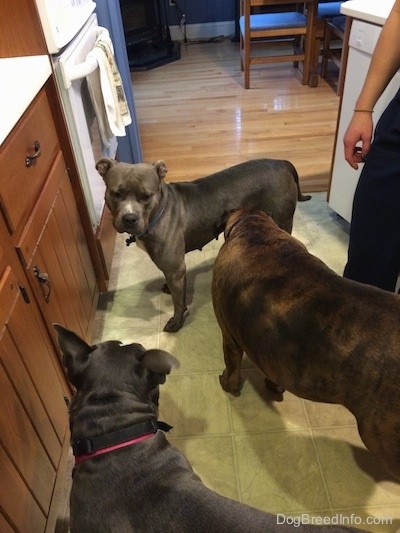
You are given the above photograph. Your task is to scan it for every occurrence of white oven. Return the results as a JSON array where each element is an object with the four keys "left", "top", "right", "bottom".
[
  {"left": 54, "top": 12, "right": 117, "bottom": 227},
  {"left": 35, "top": 0, "right": 136, "bottom": 229}
]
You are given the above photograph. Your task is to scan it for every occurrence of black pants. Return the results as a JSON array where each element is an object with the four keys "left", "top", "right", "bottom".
[{"left": 343, "top": 87, "right": 400, "bottom": 292}]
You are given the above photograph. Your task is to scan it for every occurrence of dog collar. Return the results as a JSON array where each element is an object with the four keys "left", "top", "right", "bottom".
[
  {"left": 73, "top": 419, "right": 173, "bottom": 465},
  {"left": 126, "top": 195, "right": 168, "bottom": 246}
]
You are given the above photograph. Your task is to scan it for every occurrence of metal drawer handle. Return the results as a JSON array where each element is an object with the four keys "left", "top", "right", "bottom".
[
  {"left": 25, "top": 141, "right": 41, "bottom": 167},
  {"left": 33, "top": 266, "right": 52, "bottom": 303}
]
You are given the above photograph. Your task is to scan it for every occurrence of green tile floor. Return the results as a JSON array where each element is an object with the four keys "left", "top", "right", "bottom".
[{"left": 57, "top": 194, "right": 400, "bottom": 532}]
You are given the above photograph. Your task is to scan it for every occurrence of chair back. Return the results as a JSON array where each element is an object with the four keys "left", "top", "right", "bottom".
[{"left": 239, "top": 0, "right": 318, "bottom": 88}]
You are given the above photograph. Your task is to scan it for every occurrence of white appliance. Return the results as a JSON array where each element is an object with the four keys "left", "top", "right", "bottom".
[
  {"left": 35, "top": 0, "right": 123, "bottom": 229},
  {"left": 35, "top": 0, "right": 96, "bottom": 54},
  {"left": 328, "top": 16, "right": 400, "bottom": 222},
  {"left": 54, "top": 13, "right": 118, "bottom": 227}
]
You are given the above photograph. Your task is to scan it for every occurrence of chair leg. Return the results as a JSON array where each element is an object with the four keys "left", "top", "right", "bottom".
[
  {"left": 321, "top": 24, "right": 330, "bottom": 79},
  {"left": 242, "top": 34, "right": 250, "bottom": 89},
  {"left": 244, "top": 60, "right": 250, "bottom": 89},
  {"left": 303, "top": 0, "right": 318, "bottom": 86},
  {"left": 293, "top": 36, "right": 300, "bottom": 68}
]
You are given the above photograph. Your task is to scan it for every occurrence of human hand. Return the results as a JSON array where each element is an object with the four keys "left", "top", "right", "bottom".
[{"left": 343, "top": 112, "right": 374, "bottom": 170}]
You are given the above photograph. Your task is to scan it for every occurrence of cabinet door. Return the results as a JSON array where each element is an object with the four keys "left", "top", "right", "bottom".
[
  {"left": 0, "top": 264, "right": 69, "bottom": 530},
  {"left": 17, "top": 152, "right": 98, "bottom": 341}
]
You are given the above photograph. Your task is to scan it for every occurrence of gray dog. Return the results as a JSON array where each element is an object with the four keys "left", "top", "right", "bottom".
[
  {"left": 96, "top": 158, "right": 310, "bottom": 332},
  {"left": 212, "top": 209, "right": 400, "bottom": 480},
  {"left": 55, "top": 324, "right": 365, "bottom": 533}
]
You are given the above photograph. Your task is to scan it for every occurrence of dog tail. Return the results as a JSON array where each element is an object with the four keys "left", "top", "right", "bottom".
[{"left": 288, "top": 161, "right": 311, "bottom": 202}]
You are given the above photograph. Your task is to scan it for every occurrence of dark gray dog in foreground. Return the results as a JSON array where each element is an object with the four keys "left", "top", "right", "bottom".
[
  {"left": 55, "top": 324, "right": 365, "bottom": 533},
  {"left": 212, "top": 209, "right": 400, "bottom": 480},
  {"left": 96, "top": 158, "right": 310, "bottom": 332}
]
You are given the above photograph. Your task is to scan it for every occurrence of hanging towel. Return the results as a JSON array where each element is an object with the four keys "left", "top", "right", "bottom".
[{"left": 86, "top": 27, "right": 132, "bottom": 148}]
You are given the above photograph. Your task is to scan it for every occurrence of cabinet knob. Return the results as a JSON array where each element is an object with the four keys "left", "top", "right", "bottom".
[
  {"left": 25, "top": 141, "right": 41, "bottom": 167},
  {"left": 33, "top": 266, "right": 51, "bottom": 303}
]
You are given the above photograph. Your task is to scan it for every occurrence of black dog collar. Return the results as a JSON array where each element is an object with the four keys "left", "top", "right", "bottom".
[
  {"left": 73, "top": 419, "right": 173, "bottom": 464},
  {"left": 126, "top": 195, "right": 168, "bottom": 246}
]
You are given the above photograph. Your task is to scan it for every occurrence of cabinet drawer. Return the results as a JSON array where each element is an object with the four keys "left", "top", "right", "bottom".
[{"left": 0, "top": 88, "right": 60, "bottom": 240}]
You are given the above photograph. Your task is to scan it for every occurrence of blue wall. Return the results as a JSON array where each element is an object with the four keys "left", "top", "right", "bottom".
[
  {"left": 95, "top": 0, "right": 143, "bottom": 163},
  {"left": 167, "top": 0, "right": 235, "bottom": 25}
]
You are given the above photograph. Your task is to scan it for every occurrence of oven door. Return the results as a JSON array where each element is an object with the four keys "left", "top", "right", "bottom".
[{"left": 52, "top": 13, "right": 118, "bottom": 284}]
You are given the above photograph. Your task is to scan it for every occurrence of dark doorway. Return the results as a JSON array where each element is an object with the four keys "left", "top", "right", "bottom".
[{"left": 119, "top": 0, "right": 180, "bottom": 71}]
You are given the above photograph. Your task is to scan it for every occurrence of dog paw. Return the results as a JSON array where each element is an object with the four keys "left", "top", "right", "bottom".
[
  {"left": 163, "top": 309, "right": 189, "bottom": 333},
  {"left": 265, "top": 377, "right": 285, "bottom": 394},
  {"left": 219, "top": 373, "right": 242, "bottom": 397}
]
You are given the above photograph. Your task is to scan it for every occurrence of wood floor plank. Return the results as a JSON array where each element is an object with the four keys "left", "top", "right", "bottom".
[{"left": 131, "top": 39, "right": 341, "bottom": 192}]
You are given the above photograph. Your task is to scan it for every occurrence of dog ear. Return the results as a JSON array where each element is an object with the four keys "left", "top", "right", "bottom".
[
  {"left": 96, "top": 158, "right": 115, "bottom": 178},
  {"left": 53, "top": 324, "right": 95, "bottom": 387},
  {"left": 153, "top": 160, "right": 168, "bottom": 181},
  {"left": 139, "top": 349, "right": 179, "bottom": 385}
]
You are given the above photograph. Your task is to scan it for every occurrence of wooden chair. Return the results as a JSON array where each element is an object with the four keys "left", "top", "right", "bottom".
[
  {"left": 321, "top": 15, "right": 348, "bottom": 96},
  {"left": 239, "top": 0, "right": 317, "bottom": 89},
  {"left": 309, "top": 1, "right": 343, "bottom": 79}
]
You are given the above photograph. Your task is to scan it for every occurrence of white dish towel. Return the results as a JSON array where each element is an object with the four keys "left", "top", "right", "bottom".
[{"left": 86, "top": 27, "right": 132, "bottom": 148}]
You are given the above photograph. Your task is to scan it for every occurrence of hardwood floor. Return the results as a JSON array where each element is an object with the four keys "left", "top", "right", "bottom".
[{"left": 130, "top": 38, "right": 342, "bottom": 192}]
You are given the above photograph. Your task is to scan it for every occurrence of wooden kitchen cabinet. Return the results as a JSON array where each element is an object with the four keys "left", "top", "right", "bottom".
[
  {"left": 16, "top": 151, "right": 98, "bottom": 342},
  {"left": 0, "top": 88, "right": 59, "bottom": 240},
  {"left": 0, "top": 82, "right": 99, "bottom": 341},
  {"left": 0, "top": 77, "right": 100, "bottom": 529},
  {"left": 0, "top": 265, "right": 70, "bottom": 532},
  {"left": 0, "top": 214, "right": 71, "bottom": 531}
]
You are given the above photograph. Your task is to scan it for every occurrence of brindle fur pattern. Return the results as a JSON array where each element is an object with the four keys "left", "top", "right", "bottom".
[{"left": 212, "top": 209, "right": 400, "bottom": 480}]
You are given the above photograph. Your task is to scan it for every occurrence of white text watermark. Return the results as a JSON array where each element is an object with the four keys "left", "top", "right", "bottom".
[{"left": 277, "top": 513, "right": 393, "bottom": 528}]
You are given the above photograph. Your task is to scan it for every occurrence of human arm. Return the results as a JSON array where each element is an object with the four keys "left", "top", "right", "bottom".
[{"left": 343, "top": 0, "right": 400, "bottom": 169}]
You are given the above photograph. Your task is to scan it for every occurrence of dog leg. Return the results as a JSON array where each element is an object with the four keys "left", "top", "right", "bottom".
[
  {"left": 356, "top": 413, "right": 400, "bottom": 480},
  {"left": 219, "top": 335, "right": 244, "bottom": 396},
  {"left": 163, "top": 268, "right": 189, "bottom": 333}
]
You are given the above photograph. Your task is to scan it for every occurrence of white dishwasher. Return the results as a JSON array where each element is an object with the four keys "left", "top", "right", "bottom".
[{"left": 328, "top": 18, "right": 400, "bottom": 223}]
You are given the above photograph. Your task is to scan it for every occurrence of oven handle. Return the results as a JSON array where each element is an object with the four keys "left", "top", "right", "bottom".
[{"left": 59, "top": 56, "right": 98, "bottom": 89}]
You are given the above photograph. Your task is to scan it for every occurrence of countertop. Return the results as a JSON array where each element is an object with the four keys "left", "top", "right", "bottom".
[
  {"left": 0, "top": 55, "right": 52, "bottom": 146},
  {"left": 341, "top": 0, "right": 395, "bottom": 25}
]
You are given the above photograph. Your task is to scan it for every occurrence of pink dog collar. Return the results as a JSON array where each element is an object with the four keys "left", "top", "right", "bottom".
[
  {"left": 74, "top": 432, "right": 154, "bottom": 465},
  {"left": 73, "top": 419, "right": 173, "bottom": 465}
]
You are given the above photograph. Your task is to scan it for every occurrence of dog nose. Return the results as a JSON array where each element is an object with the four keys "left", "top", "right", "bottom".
[{"left": 122, "top": 213, "right": 138, "bottom": 228}]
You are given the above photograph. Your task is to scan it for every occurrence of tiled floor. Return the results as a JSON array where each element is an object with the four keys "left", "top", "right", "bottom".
[{"left": 61, "top": 194, "right": 400, "bottom": 532}]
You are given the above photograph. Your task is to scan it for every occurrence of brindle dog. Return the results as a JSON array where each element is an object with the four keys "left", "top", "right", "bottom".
[{"left": 212, "top": 209, "right": 400, "bottom": 480}]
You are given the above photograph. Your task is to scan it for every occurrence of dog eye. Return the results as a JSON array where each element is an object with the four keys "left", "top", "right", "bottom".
[
  {"left": 141, "top": 193, "right": 153, "bottom": 202},
  {"left": 110, "top": 190, "right": 121, "bottom": 200}
]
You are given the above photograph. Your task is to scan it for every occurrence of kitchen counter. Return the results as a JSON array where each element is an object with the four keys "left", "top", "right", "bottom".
[
  {"left": 0, "top": 55, "right": 52, "bottom": 146},
  {"left": 340, "top": 0, "right": 394, "bottom": 25}
]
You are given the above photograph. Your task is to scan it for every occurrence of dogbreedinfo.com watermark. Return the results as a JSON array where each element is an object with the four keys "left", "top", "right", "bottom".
[{"left": 277, "top": 513, "right": 393, "bottom": 528}]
